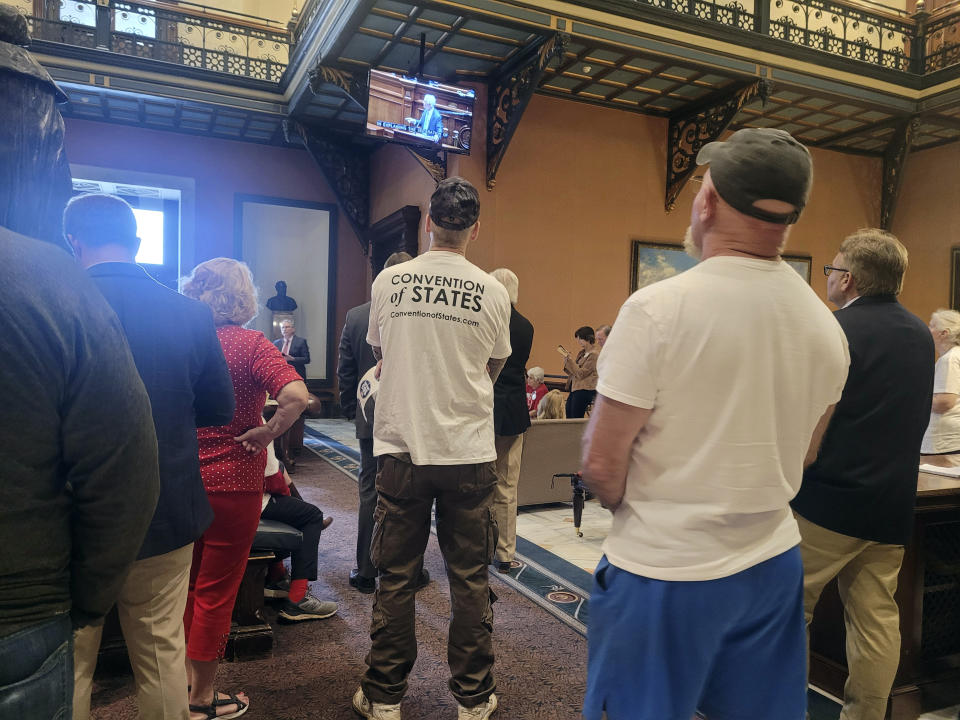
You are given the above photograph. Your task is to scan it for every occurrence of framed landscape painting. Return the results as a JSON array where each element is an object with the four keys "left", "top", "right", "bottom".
[
  {"left": 630, "top": 240, "right": 697, "bottom": 292},
  {"left": 630, "top": 241, "right": 813, "bottom": 292},
  {"left": 783, "top": 254, "right": 812, "bottom": 283}
]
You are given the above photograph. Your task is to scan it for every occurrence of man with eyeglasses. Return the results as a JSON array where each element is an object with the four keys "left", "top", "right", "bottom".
[
  {"left": 581, "top": 128, "right": 850, "bottom": 720},
  {"left": 793, "top": 229, "right": 934, "bottom": 720}
]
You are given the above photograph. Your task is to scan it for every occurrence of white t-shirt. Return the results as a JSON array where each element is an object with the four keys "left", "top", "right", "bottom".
[
  {"left": 597, "top": 256, "right": 850, "bottom": 581},
  {"left": 367, "top": 251, "right": 512, "bottom": 465},
  {"left": 921, "top": 345, "right": 960, "bottom": 453}
]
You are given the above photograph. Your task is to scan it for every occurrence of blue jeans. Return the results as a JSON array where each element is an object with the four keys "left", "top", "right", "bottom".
[{"left": 0, "top": 614, "right": 73, "bottom": 719}]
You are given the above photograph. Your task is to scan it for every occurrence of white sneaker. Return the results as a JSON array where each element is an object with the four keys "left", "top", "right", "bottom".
[
  {"left": 352, "top": 687, "right": 402, "bottom": 719},
  {"left": 457, "top": 693, "right": 498, "bottom": 720}
]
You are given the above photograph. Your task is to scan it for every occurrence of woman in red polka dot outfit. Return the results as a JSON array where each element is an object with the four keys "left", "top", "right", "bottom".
[{"left": 181, "top": 258, "right": 307, "bottom": 719}]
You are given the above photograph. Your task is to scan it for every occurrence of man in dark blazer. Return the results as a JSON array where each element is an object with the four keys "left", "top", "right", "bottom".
[
  {"left": 490, "top": 268, "right": 534, "bottom": 574},
  {"left": 338, "top": 251, "right": 416, "bottom": 594},
  {"left": 792, "top": 229, "right": 934, "bottom": 720},
  {"left": 64, "top": 193, "right": 235, "bottom": 720},
  {"left": 275, "top": 319, "right": 310, "bottom": 379}
]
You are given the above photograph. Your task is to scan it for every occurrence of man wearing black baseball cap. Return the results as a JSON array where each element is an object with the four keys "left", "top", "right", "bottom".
[
  {"left": 581, "top": 129, "right": 850, "bottom": 720},
  {"left": 354, "top": 177, "right": 511, "bottom": 720}
]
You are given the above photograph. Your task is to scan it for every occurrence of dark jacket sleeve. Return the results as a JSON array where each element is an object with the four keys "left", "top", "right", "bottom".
[
  {"left": 62, "top": 295, "right": 160, "bottom": 628},
  {"left": 290, "top": 337, "right": 310, "bottom": 365},
  {"left": 337, "top": 318, "right": 357, "bottom": 420},
  {"left": 192, "top": 311, "right": 235, "bottom": 428}
]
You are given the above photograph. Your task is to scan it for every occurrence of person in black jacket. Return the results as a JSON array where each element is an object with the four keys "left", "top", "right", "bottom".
[
  {"left": 337, "top": 251, "right": 416, "bottom": 594},
  {"left": 792, "top": 229, "right": 934, "bottom": 720},
  {"left": 0, "top": 17, "right": 159, "bottom": 720},
  {"left": 64, "top": 193, "right": 236, "bottom": 720},
  {"left": 490, "top": 268, "right": 534, "bottom": 573}
]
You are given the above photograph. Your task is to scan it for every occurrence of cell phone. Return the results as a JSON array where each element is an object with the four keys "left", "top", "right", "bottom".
[{"left": 557, "top": 344, "right": 568, "bottom": 356}]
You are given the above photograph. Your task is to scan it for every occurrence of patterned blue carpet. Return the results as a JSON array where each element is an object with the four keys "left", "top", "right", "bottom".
[{"left": 303, "top": 426, "right": 842, "bottom": 719}]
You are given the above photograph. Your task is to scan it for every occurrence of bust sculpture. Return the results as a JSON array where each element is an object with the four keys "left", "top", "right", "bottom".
[{"left": 266, "top": 280, "right": 297, "bottom": 312}]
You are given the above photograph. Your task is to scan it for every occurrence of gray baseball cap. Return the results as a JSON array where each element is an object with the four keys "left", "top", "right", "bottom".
[
  {"left": 429, "top": 177, "right": 480, "bottom": 231},
  {"left": 696, "top": 128, "right": 812, "bottom": 225}
]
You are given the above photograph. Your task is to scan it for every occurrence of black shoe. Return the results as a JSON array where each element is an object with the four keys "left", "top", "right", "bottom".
[
  {"left": 349, "top": 569, "right": 376, "bottom": 594},
  {"left": 414, "top": 568, "right": 430, "bottom": 591},
  {"left": 497, "top": 561, "right": 512, "bottom": 574}
]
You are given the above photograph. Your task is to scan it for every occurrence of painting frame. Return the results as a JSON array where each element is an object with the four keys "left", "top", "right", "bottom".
[
  {"left": 629, "top": 240, "right": 697, "bottom": 293},
  {"left": 782, "top": 253, "right": 813, "bottom": 284},
  {"left": 630, "top": 240, "right": 814, "bottom": 292},
  {"left": 952, "top": 247, "right": 960, "bottom": 311}
]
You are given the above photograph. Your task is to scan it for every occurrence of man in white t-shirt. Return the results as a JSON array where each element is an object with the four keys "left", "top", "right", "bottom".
[
  {"left": 581, "top": 128, "right": 850, "bottom": 720},
  {"left": 353, "top": 177, "right": 511, "bottom": 720}
]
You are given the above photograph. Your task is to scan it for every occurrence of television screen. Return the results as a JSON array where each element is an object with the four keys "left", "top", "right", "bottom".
[{"left": 366, "top": 69, "right": 475, "bottom": 154}]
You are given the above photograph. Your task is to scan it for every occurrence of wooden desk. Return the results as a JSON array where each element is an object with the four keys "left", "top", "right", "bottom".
[{"left": 809, "top": 471, "right": 960, "bottom": 719}]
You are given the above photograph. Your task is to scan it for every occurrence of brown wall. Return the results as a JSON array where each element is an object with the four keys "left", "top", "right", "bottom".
[
  {"left": 63, "top": 117, "right": 368, "bottom": 388},
  {"left": 368, "top": 92, "right": 883, "bottom": 372},
  {"left": 892, "top": 142, "right": 960, "bottom": 324}
]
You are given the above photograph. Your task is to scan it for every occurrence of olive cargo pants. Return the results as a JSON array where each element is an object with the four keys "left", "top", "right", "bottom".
[{"left": 361, "top": 453, "right": 499, "bottom": 709}]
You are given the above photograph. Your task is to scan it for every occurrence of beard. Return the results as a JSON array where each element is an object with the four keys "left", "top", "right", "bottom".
[{"left": 683, "top": 226, "right": 702, "bottom": 261}]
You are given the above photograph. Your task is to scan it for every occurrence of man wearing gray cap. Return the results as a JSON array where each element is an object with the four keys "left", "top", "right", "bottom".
[
  {"left": 580, "top": 129, "right": 850, "bottom": 719},
  {"left": 353, "top": 177, "right": 511, "bottom": 720}
]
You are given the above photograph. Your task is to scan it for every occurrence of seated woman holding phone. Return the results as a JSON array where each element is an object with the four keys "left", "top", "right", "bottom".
[{"left": 559, "top": 326, "right": 598, "bottom": 418}]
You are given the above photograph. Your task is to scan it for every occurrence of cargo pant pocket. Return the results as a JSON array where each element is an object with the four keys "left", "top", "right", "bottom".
[
  {"left": 370, "top": 506, "right": 387, "bottom": 570},
  {"left": 485, "top": 507, "right": 499, "bottom": 565},
  {"left": 481, "top": 588, "right": 498, "bottom": 633}
]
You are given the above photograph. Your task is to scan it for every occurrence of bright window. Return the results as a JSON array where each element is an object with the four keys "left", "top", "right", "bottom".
[{"left": 132, "top": 208, "right": 164, "bottom": 265}]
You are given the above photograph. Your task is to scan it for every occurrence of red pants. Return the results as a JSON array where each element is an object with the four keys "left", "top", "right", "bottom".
[{"left": 184, "top": 491, "right": 262, "bottom": 661}]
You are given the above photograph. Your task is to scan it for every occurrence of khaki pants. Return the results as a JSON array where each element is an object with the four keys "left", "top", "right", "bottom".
[
  {"left": 492, "top": 433, "right": 524, "bottom": 564},
  {"left": 73, "top": 543, "right": 194, "bottom": 720},
  {"left": 361, "top": 453, "right": 498, "bottom": 709},
  {"left": 796, "top": 514, "right": 904, "bottom": 720}
]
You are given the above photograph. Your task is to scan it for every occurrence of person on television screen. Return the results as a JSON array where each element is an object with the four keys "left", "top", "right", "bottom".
[{"left": 406, "top": 93, "right": 443, "bottom": 142}]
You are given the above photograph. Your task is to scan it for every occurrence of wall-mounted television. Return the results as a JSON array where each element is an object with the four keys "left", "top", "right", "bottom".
[{"left": 366, "top": 69, "right": 475, "bottom": 154}]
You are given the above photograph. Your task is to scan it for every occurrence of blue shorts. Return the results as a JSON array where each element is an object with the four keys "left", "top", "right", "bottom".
[{"left": 583, "top": 547, "right": 807, "bottom": 720}]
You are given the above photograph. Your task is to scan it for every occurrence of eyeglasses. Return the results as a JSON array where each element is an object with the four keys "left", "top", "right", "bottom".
[{"left": 823, "top": 265, "right": 850, "bottom": 277}]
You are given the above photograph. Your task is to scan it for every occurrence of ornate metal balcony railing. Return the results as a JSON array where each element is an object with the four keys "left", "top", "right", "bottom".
[
  {"left": 24, "top": 0, "right": 289, "bottom": 82},
  {"left": 611, "top": 0, "right": 960, "bottom": 75},
  {"left": 16, "top": 0, "right": 960, "bottom": 82}
]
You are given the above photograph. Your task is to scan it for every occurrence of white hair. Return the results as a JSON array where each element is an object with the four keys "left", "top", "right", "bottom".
[
  {"left": 280, "top": 319, "right": 294, "bottom": 328},
  {"left": 423, "top": 94, "right": 436, "bottom": 106},
  {"left": 490, "top": 267, "right": 518, "bottom": 304},
  {"left": 931, "top": 309, "right": 960, "bottom": 346},
  {"left": 527, "top": 366, "right": 544, "bottom": 384}
]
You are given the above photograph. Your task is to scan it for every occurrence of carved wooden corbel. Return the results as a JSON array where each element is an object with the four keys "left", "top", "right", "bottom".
[
  {"left": 664, "top": 79, "right": 769, "bottom": 212},
  {"left": 407, "top": 146, "right": 447, "bottom": 185},
  {"left": 291, "top": 120, "right": 371, "bottom": 253},
  {"left": 880, "top": 117, "right": 918, "bottom": 231},
  {"left": 486, "top": 32, "right": 567, "bottom": 191}
]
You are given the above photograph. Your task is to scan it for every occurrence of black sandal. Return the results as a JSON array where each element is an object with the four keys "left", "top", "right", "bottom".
[{"left": 189, "top": 690, "right": 249, "bottom": 719}]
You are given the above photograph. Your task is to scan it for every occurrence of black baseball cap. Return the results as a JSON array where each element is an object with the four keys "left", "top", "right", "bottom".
[
  {"left": 696, "top": 128, "right": 813, "bottom": 225},
  {"left": 429, "top": 177, "right": 480, "bottom": 231}
]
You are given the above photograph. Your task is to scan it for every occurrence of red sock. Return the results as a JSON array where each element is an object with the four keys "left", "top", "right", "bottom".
[
  {"left": 267, "top": 561, "right": 286, "bottom": 583},
  {"left": 288, "top": 579, "right": 308, "bottom": 603}
]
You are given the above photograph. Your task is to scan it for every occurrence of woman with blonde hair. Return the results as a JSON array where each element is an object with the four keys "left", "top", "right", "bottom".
[
  {"left": 181, "top": 258, "right": 309, "bottom": 720},
  {"left": 921, "top": 308, "right": 960, "bottom": 466},
  {"left": 537, "top": 389, "right": 567, "bottom": 420}
]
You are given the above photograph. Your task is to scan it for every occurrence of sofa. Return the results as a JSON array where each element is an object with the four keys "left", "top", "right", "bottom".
[{"left": 517, "top": 418, "right": 588, "bottom": 507}]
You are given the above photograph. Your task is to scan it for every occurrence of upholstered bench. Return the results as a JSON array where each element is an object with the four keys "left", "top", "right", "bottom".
[
  {"left": 227, "top": 519, "right": 303, "bottom": 659},
  {"left": 517, "top": 418, "right": 588, "bottom": 507},
  {"left": 98, "top": 519, "right": 304, "bottom": 664}
]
